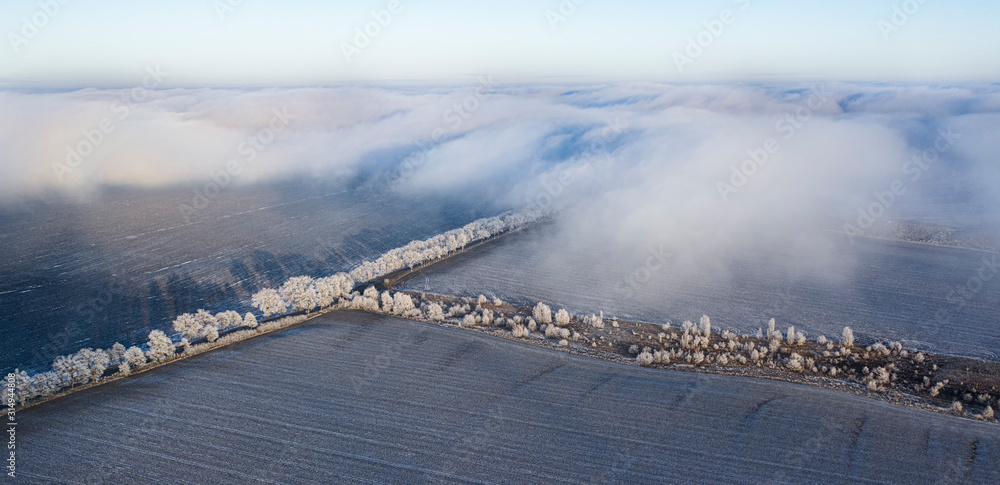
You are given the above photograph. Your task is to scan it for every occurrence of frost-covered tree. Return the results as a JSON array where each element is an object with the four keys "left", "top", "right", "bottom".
[
  {"left": 481, "top": 308, "right": 494, "bottom": 325},
  {"left": 205, "top": 325, "right": 220, "bottom": 343},
  {"left": 637, "top": 351, "right": 654, "bottom": 366},
  {"left": 172, "top": 313, "right": 201, "bottom": 341},
  {"left": 11, "top": 370, "right": 32, "bottom": 406},
  {"left": 215, "top": 310, "right": 243, "bottom": 331},
  {"left": 146, "top": 330, "right": 175, "bottom": 362},
  {"left": 280, "top": 276, "right": 320, "bottom": 314},
  {"left": 700, "top": 315, "right": 712, "bottom": 338},
  {"left": 76, "top": 348, "right": 111, "bottom": 383},
  {"left": 841, "top": 326, "right": 854, "bottom": 348},
  {"left": 31, "top": 372, "right": 61, "bottom": 399},
  {"left": 512, "top": 324, "right": 529, "bottom": 338},
  {"left": 192, "top": 309, "right": 220, "bottom": 340},
  {"left": 426, "top": 303, "right": 445, "bottom": 322},
  {"left": 252, "top": 288, "right": 287, "bottom": 319},
  {"left": 392, "top": 292, "right": 415, "bottom": 315},
  {"left": 314, "top": 273, "right": 353, "bottom": 308},
  {"left": 786, "top": 326, "right": 796, "bottom": 344},
  {"left": 363, "top": 286, "right": 379, "bottom": 300},
  {"left": 381, "top": 291, "right": 394, "bottom": 313},
  {"left": 767, "top": 318, "right": 777, "bottom": 339},
  {"left": 478, "top": 294, "right": 488, "bottom": 304},
  {"left": 533, "top": 302, "right": 552, "bottom": 324},
  {"left": 109, "top": 343, "right": 127, "bottom": 365},
  {"left": 462, "top": 314, "right": 477, "bottom": 326},
  {"left": 123, "top": 346, "right": 146, "bottom": 368},
  {"left": 555, "top": 309, "right": 571, "bottom": 326},
  {"left": 243, "top": 312, "right": 258, "bottom": 329},
  {"left": 447, "top": 303, "right": 469, "bottom": 317},
  {"left": 52, "top": 354, "right": 87, "bottom": 389},
  {"left": 350, "top": 294, "right": 380, "bottom": 311}
]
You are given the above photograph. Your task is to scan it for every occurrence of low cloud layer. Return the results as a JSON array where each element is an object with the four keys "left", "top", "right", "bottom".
[{"left": 2, "top": 82, "right": 999, "bottom": 246}]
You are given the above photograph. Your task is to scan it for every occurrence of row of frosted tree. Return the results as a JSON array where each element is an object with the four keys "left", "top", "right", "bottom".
[{"left": 5, "top": 209, "right": 545, "bottom": 408}]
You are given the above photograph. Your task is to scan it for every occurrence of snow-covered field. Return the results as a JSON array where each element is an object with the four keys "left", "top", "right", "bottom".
[
  {"left": 0, "top": 180, "right": 500, "bottom": 374},
  {"left": 397, "top": 222, "right": 1000, "bottom": 361},
  {"left": 15, "top": 311, "right": 999, "bottom": 483}
]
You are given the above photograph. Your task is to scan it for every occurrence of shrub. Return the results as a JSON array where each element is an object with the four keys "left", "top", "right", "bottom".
[
  {"left": 637, "top": 351, "right": 654, "bottom": 366},
  {"left": 785, "top": 353, "right": 804, "bottom": 372},
  {"left": 841, "top": 326, "right": 854, "bottom": 348},
  {"left": 584, "top": 312, "right": 604, "bottom": 329},
  {"left": 533, "top": 302, "right": 552, "bottom": 324},
  {"left": 555, "top": 309, "right": 571, "bottom": 326},
  {"left": 512, "top": 325, "right": 529, "bottom": 338},
  {"left": 870, "top": 342, "right": 890, "bottom": 356}
]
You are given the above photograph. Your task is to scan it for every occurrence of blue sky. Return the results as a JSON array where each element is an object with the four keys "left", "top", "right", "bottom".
[{"left": 1, "top": 0, "right": 998, "bottom": 87}]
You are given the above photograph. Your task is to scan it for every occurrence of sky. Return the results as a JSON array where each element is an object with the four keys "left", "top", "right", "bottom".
[{"left": 1, "top": 0, "right": 999, "bottom": 87}]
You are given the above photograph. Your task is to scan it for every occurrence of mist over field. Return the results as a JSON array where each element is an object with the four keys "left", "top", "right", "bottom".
[
  {"left": 5, "top": 82, "right": 1000, "bottom": 222},
  {"left": 3, "top": 83, "right": 1000, "bottom": 375},
  {"left": 4, "top": 82, "right": 999, "bottom": 269}
]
